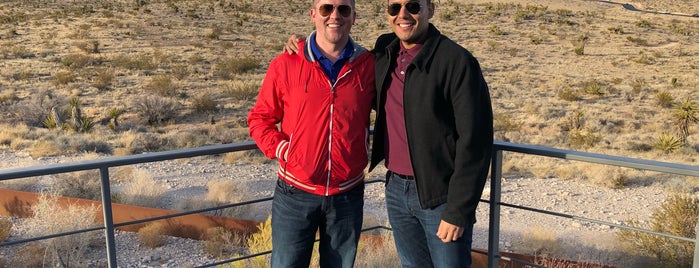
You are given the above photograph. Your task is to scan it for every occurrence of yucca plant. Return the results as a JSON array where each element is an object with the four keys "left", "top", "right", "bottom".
[
  {"left": 673, "top": 98, "right": 698, "bottom": 144},
  {"left": 653, "top": 132, "right": 682, "bottom": 154}
]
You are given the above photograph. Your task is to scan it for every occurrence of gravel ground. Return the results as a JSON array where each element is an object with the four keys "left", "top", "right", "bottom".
[{"left": 0, "top": 151, "right": 674, "bottom": 267}]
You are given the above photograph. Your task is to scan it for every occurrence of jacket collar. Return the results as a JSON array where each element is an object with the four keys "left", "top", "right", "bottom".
[
  {"left": 303, "top": 31, "right": 368, "bottom": 63},
  {"left": 385, "top": 24, "right": 441, "bottom": 72}
]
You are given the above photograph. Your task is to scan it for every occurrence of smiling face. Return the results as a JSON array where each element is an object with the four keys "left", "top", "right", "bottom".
[
  {"left": 310, "top": 0, "right": 356, "bottom": 49},
  {"left": 386, "top": 0, "right": 434, "bottom": 49}
]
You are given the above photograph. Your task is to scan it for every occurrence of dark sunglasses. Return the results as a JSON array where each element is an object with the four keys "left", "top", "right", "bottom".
[
  {"left": 318, "top": 4, "right": 352, "bottom": 17},
  {"left": 387, "top": 2, "right": 421, "bottom": 16}
]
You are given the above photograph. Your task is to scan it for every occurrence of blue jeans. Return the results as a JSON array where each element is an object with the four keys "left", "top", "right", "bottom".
[
  {"left": 271, "top": 179, "right": 364, "bottom": 268},
  {"left": 385, "top": 171, "right": 473, "bottom": 268}
]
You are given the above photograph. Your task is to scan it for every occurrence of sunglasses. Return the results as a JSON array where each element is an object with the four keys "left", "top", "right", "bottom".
[
  {"left": 387, "top": 2, "right": 422, "bottom": 16},
  {"left": 318, "top": 4, "right": 353, "bottom": 17}
]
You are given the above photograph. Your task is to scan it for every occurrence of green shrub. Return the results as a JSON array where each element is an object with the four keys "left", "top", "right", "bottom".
[
  {"left": 618, "top": 194, "right": 698, "bottom": 267},
  {"left": 653, "top": 133, "right": 682, "bottom": 154},
  {"left": 656, "top": 91, "right": 674, "bottom": 108},
  {"left": 673, "top": 98, "right": 698, "bottom": 144}
]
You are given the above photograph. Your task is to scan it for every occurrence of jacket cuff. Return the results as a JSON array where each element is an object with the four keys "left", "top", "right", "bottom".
[{"left": 275, "top": 140, "right": 289, "bottom": 161}]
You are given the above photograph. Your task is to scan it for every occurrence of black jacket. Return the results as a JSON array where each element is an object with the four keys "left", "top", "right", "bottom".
[{"left": 369, "top": 24, "right": 493, "bottom": 226}]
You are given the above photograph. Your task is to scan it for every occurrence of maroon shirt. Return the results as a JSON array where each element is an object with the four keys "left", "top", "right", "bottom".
[{"left": 384, "top": 43, "right": 423, "bottom": 176}]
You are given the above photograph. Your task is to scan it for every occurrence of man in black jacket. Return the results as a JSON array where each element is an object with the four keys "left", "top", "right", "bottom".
[
  {"left": 368, "top": 0, "right": 493, "bottom": 267},
  {"left": 283, "top": 0, "right": 492, "bottom": 266}
]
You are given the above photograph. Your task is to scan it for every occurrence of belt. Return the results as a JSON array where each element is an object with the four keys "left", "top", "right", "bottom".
[{"left": 390, "top": 171, "right": 414, "bottom": 180}]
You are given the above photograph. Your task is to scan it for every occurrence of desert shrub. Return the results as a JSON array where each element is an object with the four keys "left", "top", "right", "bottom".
[
  {"left": 91, "top": 67, "right": 114, "bottom": 90},
  {"left": 519, "top": 225, "right": 562, "bottom": 256},
  {"left": 656, "top": 90, "right": 674, "bottom": 108},
  {"left": 669, "top": 23, "right": 692, "bottom": 36},
  {"left": 111, "top": 53, "right": 157, "bottom": 70},
  {"left": 0, "top": 216, "right": 11, "bottom": 242},
  {"left": 23, "top": 193, "right": 99, "bottom": 267},
  {"left": 630, "top": 78, "right": 645, "bottom": 94},
  {"left": 557, "top": 87, "right": 580, "bottom": 101},
  {"left": 203, "top": 227, "right": 245, "bottom": 259},
  {"left": 133, "top": 95, "right": 180, "bottom": 126},
  {"left": 206, "top": 27, "right": 222, "bottom": 40},
  {"left": 144, "top": 75, "right": 178, "bottom": 97},
  {"left": 52, "top": 170, "right": 102, "bottom": 200},
  {"left": 617, "top": 194, "right": 698, "bottom": 267},
  {"left": 52, "top": 70, "right": 76, "bottom": 86},
  {"left": 191, "top": 93, "right": 218, "bottom": 113},
  {"left": 653, "top": 133, "right": 682, "bottom": 154},
  {"left": 231, "top": 216, "right": 272, "bottom": 268},
  {"left": 632, "top": 51, "right": 655, "bottom": 64},
  {"left": 60, "top": 53, "right": 94, "bottom": 69},
  {"left": 494, "top": 113, "right": 522, "bottom": 132},
  {"left": 569, "top": 128, "right": 600, "bottom": 149},
  {"left": 223, "top": 81, "right": 260, "bottom": 102},
  {"left": 11, "top": 89, "right": 66, "bottom": 127},
  {"left": 582, "top": 80, "right": 604, "bottom": 96},
  {"left": 118, "top": 168, "right": 166, "bottom": 208},
  {"left": 214, "top": 57, "right": 260, "bottom": 80},
  {"left": 138, "top": 222, "right": 165, "bottom": 248},
  {"left": 673, "top": 98, "right": 698, "bottom": 144},
  {"left": 635, "top": 19, "right": 652, "bottom": 28},
  {"left": 607, "top": 26, "right": 623, "bottom": 34},
  {"left": 626, "top": 36, "right": 649, "bottom": 46},
  {"left": 206, "top": 180, "right": 250, "bottom": 218}
]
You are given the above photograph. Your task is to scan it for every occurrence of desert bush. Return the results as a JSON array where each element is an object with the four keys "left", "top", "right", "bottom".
[
  {"left": 52, "top": 70, "right": 76, "bottom": 86},
  {"left": 656, "top": 90, "right": 674, "bottom": 108},
  {"left": 626, "top": 36, "right": 649, "bottom": 46},
  {"left": 111, "top": 53, "right": 158, "bottom": 70},
  {"left": 92, "top": 67, "right": 114, "bottom": 90},
  {"left": 231, "top": 216, "right": 272, "bottom": 268},
  {"left": 494, "top": 113, "right": 522, "bottom": 132},
  {"left": 223, "top": 81, "right": 260, "bottom": 102},
  {"left": 0, "top": 216, "right": 11, "bottom": 242},
  {"left": 607, "top": 26, "right": 623, "bottom": 34},
  {"left": 557, "top": 87, "right": 580, "bottom": 101},
  {"left": 206, "top": 27, "right": 222, "bottom": 40},
  {"left": 617, "top": 194, "right": 698, "bottom": 267},
  {"left": 630, "top": 78, "right": 645, "bottom": 94},
  {"left": 138, "top": 222, "right": 166, "bottom": 248},
  {"left": 203, "top": 226, "right": 245, "bottom": 259},
  {"left": 635, "top": 19, "right": 652, "bottom": 28},
  {"left": 632, "top": 51, "right": 655, "bottom": 64},
  {"left": 214, "top": 57, "right": 260, "bottom": 80},
  {"left": 23, "top": 193, "right": 99, "bottom": 267},
  {"left": 11, "top": 89, "right": 66, "bottom": 127},
  {"left": 582, "top": 80, "right": 604, "bottom": 96},
  {"left": 144, "top": 75, "right": 178, "bottom": 97},
  {"left": 118, "top": 168, "right": 166, "bottom": 208},
  {"left": 569, "top": 128, "right": 600, "bottom": 149},
  {"left": 191, "top": 93, "right": 218, "bottom": 113},
  {"left": 133, "top": 95, "right": 181, "bottom": 126},
  {"left": 206, "top": 180, "right": 250, "bottom": 218},
  {"left": 52, "top": 170, "right": 102, "bottom": 200},
  {"left": 518, "top": 225, "right": 562, "bottom": 256},
  {"left": 673, "top": 98, "right": 698, "bottom": 144},
  {"left": 60, "top": 53, "right": 94, "bottom": 69},
  {"left": 669, "top": 23, "right": 692, "bottom": 36},
  {"left": 653, "top": 133, "right": 682, "bottom": 154}
]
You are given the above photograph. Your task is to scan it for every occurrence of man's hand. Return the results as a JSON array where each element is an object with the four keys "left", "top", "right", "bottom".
[
  {"left": 283, "top": 34, "right": 305, "bottom": 54},
  {"left": 436, "top": 220, "right": 464, "bottom": 243}
]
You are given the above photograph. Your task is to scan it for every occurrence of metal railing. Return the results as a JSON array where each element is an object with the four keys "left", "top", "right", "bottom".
[{"left": 1, "top": 140, "right": 698, "bottom": 267}]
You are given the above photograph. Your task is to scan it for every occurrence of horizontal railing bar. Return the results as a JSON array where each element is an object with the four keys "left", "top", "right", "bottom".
[
  {"left": 498, "top": 201, "right": 695, "bottom": 243},
  {"left": 494, "top": 141, "right": 699, "bottom": 177},
  {"left": 0, "top": 142, "right": 258, "bottom": 181}
]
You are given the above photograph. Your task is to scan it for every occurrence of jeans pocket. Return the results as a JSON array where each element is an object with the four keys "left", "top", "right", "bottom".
[{"left": 276, "top": 179, "right": 299, "bottom": 195}]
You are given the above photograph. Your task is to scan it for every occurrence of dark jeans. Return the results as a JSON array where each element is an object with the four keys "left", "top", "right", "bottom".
[
  {"left": 385, "top": 171, "right": 473, "bottom": 268},
  {"left": 271, "top": 179, "right": 364, "bottom": 268}
]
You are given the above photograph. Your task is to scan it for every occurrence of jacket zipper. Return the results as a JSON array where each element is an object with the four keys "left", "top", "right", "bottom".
[{"left": 325, "top": 70, "right": 352, "bottom": 196}]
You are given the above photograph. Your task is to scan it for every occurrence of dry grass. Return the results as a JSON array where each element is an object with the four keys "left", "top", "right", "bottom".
[
  {"left": 0, "top": 216, "right": 11, "bottom": 242},
  {"left": 138, "top": 222, "right": 166, "bottom": 249},
  {"left": 21, "top": 193, "right": 100, "bottom": 267},
  {"left": 117, "top": 168, "right": 166, "bottom": 208}
]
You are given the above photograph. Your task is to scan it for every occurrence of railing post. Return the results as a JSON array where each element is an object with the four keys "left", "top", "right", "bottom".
[
  {"left": 487, "top": 149, "right": 503, "bottom": 268},
  {"left": 99, "top": 167, "right": 118, "bottom": 267},
  {"left": 694, "top": 217, "right": 699, "bottom": 268}
]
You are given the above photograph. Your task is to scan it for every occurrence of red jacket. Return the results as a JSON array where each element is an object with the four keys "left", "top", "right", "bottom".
[{"left": 248, "top": 37, "right": 375, "bottom": 196}]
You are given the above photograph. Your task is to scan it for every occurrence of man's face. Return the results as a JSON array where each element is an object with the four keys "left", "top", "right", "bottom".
[
  {"left": 386, "top": 0, "right": 433, "bottom": 48},
  {"left": 310, "top": 0, "right": 356, "bottom": 47}
]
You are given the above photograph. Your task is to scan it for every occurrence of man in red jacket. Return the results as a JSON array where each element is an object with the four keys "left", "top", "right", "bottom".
[{"left": 247, "top": 0, "right": 375, "bottom": 267}]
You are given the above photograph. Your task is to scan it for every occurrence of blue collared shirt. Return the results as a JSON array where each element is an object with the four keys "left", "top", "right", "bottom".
[{"left": 310, "top": 33, "right": 354, "bottom": 84}]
